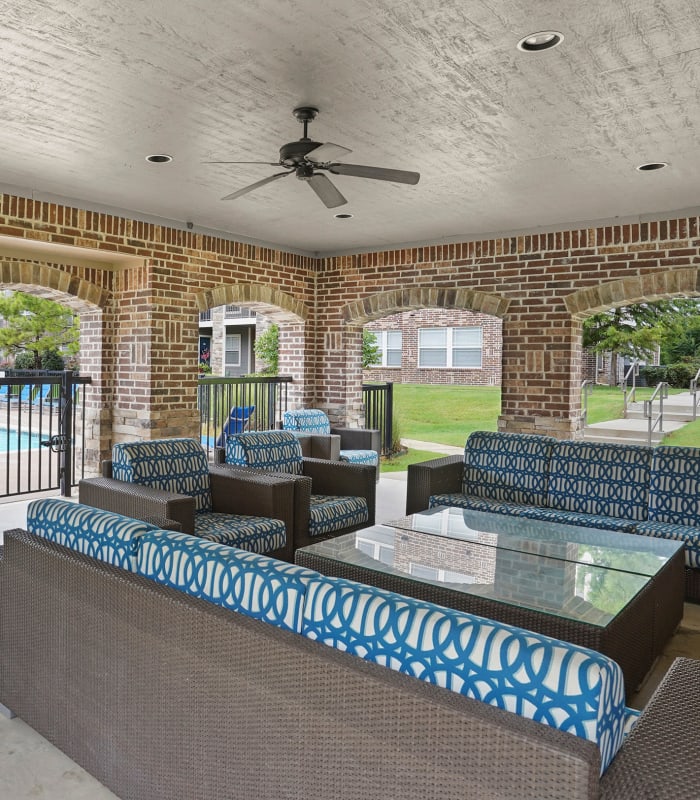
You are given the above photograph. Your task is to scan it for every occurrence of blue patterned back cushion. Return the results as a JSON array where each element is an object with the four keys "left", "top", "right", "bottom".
[
  {"left": 339, "top": 449, "right": 379, "bottom": 467},
  {"left": 649, "top": 446, "right": 700, "bottom": 527},
  {"left": 463, "top": 431, "right": 555, "bottom": 505},
  {"left": 547, "top": 441, "right": 652, "bottom": 521},
  {"left": 302, "top": 576, "right": 627, "bottom": 773},
  {"left": 27, "top": 498, "right": 159, "bottom": 570},
  {"left": 137, "top": 531, "right": 316, "bottom": 631},
  {"left": 283, "top": 409, "right": 331, "bottom": 435},
  {"left": 225, "top": 430, "right": 303, "bottom": 475},
  {"left": 112, "top": 438, "right": 212, "bottom": 512}
]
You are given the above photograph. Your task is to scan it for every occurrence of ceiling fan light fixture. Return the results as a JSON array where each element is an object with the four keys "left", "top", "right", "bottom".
[
  {"left": 636, "top": 162, "right": 668, "bottom": 171},
  {"left": 517, "top": 31, "right": 563, "bottom": 52},
  {"left": 335, "top": 213, "right": 353, "bottom": 219},
  {"left": 145, "top": 153, "right": 173, "bottom": 164}
]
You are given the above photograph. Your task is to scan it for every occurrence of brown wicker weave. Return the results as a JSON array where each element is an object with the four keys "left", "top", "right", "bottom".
[
  {"left": 1, "top": 529, "right": 604, "bottom": 800},
  {"left": 80, "top": 463, "right": 296, "bottom": 561}
]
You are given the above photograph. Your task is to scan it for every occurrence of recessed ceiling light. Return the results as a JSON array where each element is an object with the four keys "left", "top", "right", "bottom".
[
  {"left": 145, "top": 154, "right": 173, "bottom": 164},
  {"left": 334, "top": 213, "right": 353, "bottom": 219},
  {"left": 636, "top": 162, "right": 668, "bottom": 171},
  {"left": 517, "top": 31, "right": 564, "bottom": 52}
]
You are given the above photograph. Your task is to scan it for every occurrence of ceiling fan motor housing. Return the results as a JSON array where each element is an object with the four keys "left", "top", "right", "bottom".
[{"left": 279, "top": 139, "right": 323, "bottom": 167}]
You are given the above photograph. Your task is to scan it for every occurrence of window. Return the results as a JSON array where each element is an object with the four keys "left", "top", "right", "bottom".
[
  {"left": 371, "top": 329, "right": 403, "bottom": 367},
  {"left": 224, "top": 333, "right": 242, "bottom": 370},
  {"left": 418, "top": 327, "right": 482, "bottom": 368}
]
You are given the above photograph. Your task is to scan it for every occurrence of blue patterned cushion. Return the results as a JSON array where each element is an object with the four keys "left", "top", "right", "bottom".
[
  {"left": 547, "top": 441, "right": 652, "bottom": 522},
  {"left": 136, "top": 531, "right": 317, "bottom": 631},
  {"left": 634, "top": 521, "right": 700, "bottom": 567},
  {"left": 112, "top": 438, "right": 212, "bottom": 512},
  {"left": 518, "top": 506, "right": 638, "bottom": 533},
  {"left": 339, "top": 449, "right": 379, "bottom": 467},
  {"left": 308, "top": 494, "right": 369, "bottom": 537},
  {"left": 301, "top": 576, "right": 628, "bottom": 773},
  {"left": 462, "top": 431, "right": 555, "bottom": 506},
  {"left": 283, "top": 409, "right": 331, "bottom": 435},
  {"left": 225, "top": 431, "right": 303, "bottom": 475},
  {"left": 429, "top": 493, "right": 532, "bottom": 517},
  {"left": 194, "top": 511, "right": 286, "bottom": 555},
  {"left": 26, "top": 498, "right": 158, "bottom": 570},
  {"left": 648, "top": 446, "right": 700, "bottom": 527}
]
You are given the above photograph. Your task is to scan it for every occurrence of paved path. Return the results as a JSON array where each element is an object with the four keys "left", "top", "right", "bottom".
[{"left": 400, "top": 438, "right": 463, "bottom": 455}]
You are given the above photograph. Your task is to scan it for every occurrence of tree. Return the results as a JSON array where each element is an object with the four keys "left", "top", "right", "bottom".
[
  {"left": 0, "top": 292, "right": 79, "bottom": 369},
  {"left": 362, "top": 329, "right": 381, "bottom": 369},
  {"left": 583, "top": 299, "right": 699, "bottom": 384},
  {"left": 253, "top": 324, "right": 279, "bottom": 375}
]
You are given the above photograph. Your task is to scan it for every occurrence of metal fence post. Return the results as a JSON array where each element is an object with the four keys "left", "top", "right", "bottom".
[{"left": 60, "top": 370, "right": 73, "bottom": 497}]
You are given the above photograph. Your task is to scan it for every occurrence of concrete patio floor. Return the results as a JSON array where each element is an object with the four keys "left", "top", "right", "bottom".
[{"left": 2, "top": 472, "right": 700, "bottom": 799}]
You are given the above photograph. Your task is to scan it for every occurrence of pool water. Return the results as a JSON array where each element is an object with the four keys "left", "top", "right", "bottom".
[{"left": 0, "top": 428, "right": 44, "bottom": 451}]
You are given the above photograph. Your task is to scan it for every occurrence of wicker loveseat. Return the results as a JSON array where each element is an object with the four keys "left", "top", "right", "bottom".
[
  {"left": 4, "top": 499, "right": 697, "bottom": 799},
  {"left": 407, "top": 431, "right": 700, "bottom": 600}
]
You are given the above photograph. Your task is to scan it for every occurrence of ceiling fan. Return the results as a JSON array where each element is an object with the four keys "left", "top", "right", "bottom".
[{"left": 207, "top": 106, "right": 420, "bottom": 209}]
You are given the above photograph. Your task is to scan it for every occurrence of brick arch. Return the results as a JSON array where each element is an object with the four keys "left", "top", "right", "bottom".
[
  {"left": 341, "top": 286, "right": 510, "bottom": 324},
  {"left": 564, "top": 268, "right": 700, "bottom": 319},
  {"left": 195, "top": 282, "right": 309, "bottom": 322},
  {"left": 0, "top": 260, "right": 111, "bottom": 310}
]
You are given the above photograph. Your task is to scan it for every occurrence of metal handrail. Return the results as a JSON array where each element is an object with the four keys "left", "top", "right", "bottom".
[
  {"left": 690, "top": 367, "right": 700, "bottom": 420},
  {"left": 581, "top": 380, "right": 595, "bottom": 427},
  {"left": 620, "top": 361, "right": 639, "bottom": 418},
  {"left": 643, "top": 381, "right": 669, "bottom": 445}
]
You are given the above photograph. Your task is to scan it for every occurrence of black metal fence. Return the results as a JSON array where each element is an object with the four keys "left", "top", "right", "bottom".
[
  {"left": 363, "top": 381, "right": 394, "bottom": 456},
  {"left": 197, "top": 376, "right": 292, "bottom": 458},
  {"left": 0, "top": 370, "right": 91, "bottom": 498}
]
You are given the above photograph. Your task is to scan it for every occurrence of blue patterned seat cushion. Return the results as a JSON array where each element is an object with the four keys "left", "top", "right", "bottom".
[
  {"left": 429, "top": 493, "right": 532, "bottom": 517},
  {"left": 462, "top": 431, "right": 555, "bottom": 506},
  {"left": 309, "top": 494, "right": 369, "bottom": 537},
  {"left": 136, "top": 531, "right": 317, "bottom": 631},
  {"left": 112, "top": 438, "right": 212, "bottom": 512},
  {"left": 634, "top": 521, "right": 700, "bottom": 568},
  {"left": 283, "top": 409, "right": 331, "bottom": 435},
  {"left": 518, "top": 506, "right": 638, "bottom": 533},
  {"left": 546, "top": 441, "right": 652, "bottom": 522},
  {"left": 225, "top": 430, "right": 303, "bottom": 474},
  {"left": 648, "top": 446, "right": 700, "bottom": 527},
  {"left": 301, "top": 575, "right": 629, "bottom": 773},
  {"left": 194, "top": 511, "right": 286, "bottom": 555},
  {"left": 339, "top": 449, "right": 379, "bottom": 467},
  {"left": 26, "top": 498, "right": 159, "bottom": 570}
]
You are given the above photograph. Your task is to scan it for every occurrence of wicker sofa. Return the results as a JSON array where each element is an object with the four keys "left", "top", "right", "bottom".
[
  {"left": 4, "top": 499, "right": 697, "bottom": 799},
  {"left": 407, "top": 431, "right": 700, "bottom": 600}
]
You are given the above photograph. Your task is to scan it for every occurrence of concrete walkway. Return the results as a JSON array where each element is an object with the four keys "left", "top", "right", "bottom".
[{"left": 400, "top": 438, "right": 463, "bottom": 455}]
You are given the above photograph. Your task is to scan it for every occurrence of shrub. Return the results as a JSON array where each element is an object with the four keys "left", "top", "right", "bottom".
[
  {"left": 41, "top": 350, "right": 65, "bottom": 371},
  {"left": 666, "top": 362, "right": 699, "bottom": 388},
  {"left": 639, "top": 365, "right": 667, "bottom": 385}
]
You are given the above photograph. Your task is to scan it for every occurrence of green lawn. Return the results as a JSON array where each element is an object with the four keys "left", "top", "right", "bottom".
[{"left": 381, "top": 382, "right": 696, "bottom": 472}]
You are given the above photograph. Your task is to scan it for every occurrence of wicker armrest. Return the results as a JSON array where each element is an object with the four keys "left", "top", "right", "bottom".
[
  {"left": 302, "top": 458, "right": 376, "bottom": 524},
  {"left": 78, "top": 477, "right": 196, "bottom": 534},
  {"left": 600, "top": 657, "right": 700, "bottom": 799},
  {"left": 406, "top": 454, "right": 464, "bottom": 515},
  {"left": 331, "top": 427, "right": 380, "bottom": 453}
]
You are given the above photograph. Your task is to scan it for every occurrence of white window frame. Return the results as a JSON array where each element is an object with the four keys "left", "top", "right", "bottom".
[
  {"left": 371, "top": 329, "right": 403, "bottom": 368},
  {"left": 418, "top": 326, "right": 482, "bottom": 369},
  {"left": 224, "top": 333, "right": 242, "bottom": 370}
]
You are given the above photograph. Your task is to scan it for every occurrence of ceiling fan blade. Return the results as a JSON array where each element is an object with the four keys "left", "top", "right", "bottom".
[
  {"left": 305, "top": 142, "right": 353, "bottom": 164},
  {"left": 307, "top": 173, "right": 347, "bottom": 208},
  {"left": 329, "top": 163, "right": 420, "bottom": 185},
  {"left": 205, "top": 161, "right": 280, "bottom": 166},
  {"left": 221, "top": 170, "right": 291, "bottom": 201}
]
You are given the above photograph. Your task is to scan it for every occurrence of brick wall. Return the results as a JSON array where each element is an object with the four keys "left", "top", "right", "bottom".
[{"left": 2, "top": 193, "right": 700, "bottom": 470}]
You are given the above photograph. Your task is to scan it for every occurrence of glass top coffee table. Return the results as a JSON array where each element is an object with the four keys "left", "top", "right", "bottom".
[{"left": 295, "top": 506, "right": 685, "bottom": 699}]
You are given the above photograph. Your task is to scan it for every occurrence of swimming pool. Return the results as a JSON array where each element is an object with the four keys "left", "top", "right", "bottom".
[{"left": 0, "top": 427, "right": 44, "bottom": 451}]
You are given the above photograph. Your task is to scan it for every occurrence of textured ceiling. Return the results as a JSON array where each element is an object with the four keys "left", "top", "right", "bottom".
[{"left": 1, "top": 0, "right": 699, "bottom": 255}]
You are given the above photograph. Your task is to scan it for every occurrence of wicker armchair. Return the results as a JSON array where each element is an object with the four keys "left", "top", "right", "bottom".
[
  {"left": 79, "top": 438, "right": 296, "bottom": 561},
  {"left": 214, "top": 430, "right": 376, "bottom": 550}
]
